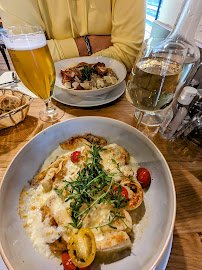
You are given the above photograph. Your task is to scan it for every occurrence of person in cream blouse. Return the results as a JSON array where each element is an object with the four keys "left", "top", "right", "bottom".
[{"left": 0, "top": 0, "right": 145, "bottom": 71}]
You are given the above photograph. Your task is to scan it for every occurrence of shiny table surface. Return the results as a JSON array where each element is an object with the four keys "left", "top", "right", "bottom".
[{"left": 0, "top": 93, "right": 201, "bottom": 270}]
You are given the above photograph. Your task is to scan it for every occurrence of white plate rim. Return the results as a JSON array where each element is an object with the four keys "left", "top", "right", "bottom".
[
  {"left": 0, "top": 234, "right": 173, "bottom": 270},
  {"left": 155, "top": 234, "right": 173, "bottom": 270},
  {"left": 0, "top": 116, "right": 176, "bottom": 270},
  {"left": 52, "top": 80, "right": 126, "bottom": 107}
]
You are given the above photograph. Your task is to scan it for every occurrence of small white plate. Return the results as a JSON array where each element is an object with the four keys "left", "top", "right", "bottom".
[
  {"left": 54, "top": 56, "right": 127, "bottom": 97},
  {"left": 53, "top": 80, "right": 126, "bottom": 107}
]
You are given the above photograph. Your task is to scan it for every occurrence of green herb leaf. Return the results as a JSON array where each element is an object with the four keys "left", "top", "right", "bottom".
[
  {"left": 55, "top": 144, "right": 128, "bottom": 229},
  {"left": 81, "top": 65, "right": 95, "bottom": 81}
]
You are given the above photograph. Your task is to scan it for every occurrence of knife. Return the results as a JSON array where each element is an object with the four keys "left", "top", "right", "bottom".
[{"left": 0, "top": 79, "right": 21, "bottom": 86}]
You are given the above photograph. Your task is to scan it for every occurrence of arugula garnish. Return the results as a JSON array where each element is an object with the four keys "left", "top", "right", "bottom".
[
  {"left": 81, "top": 65, "right": 95, "bottom": 81},
  {"left": 55, "top": 144, "right": 131, "bottom": 230},
  {"left": 111, "top": 158, "right": 133, "bottom": 180}
]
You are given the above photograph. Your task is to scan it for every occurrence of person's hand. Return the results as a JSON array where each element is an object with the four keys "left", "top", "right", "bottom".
[
  {"left": 75, "top": 35, "right": 112, "bottom": 56},
  {"left": 88, "top": 35, "right": 112, "bottom": 54}
]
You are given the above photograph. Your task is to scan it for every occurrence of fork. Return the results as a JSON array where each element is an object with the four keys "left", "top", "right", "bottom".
[
  {"left": 12, "top": 71, "right": 18, "bottom": 81},
  {"left": 0, "top": 71, "right": 21, "bottom": 86},
  {"left": 10, "top": 72, "right": 20, "bottom": 90}
]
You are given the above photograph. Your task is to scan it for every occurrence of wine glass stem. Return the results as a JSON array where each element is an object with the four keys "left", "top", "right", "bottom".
[
  {"left": 44, "top": 97, "right": 55, "bottom": 113},
  {"left": 136, "top": 111, "right": 145, "bottom": 129}
]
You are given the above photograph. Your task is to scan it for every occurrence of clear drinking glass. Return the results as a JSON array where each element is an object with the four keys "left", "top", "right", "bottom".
[
  {"left": 126, "top": 38, "right": 187, "bottom": 129},
  {"left": 1, "top": 26, "right": 64, "bottom": 122},
  {"left": 167, "top": 112, "right": 202, "bottom": 169}
]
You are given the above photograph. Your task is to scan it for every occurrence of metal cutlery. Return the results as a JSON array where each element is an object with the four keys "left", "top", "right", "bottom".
[{"left": 0, "top": 72, "right": 21, "bottom": 86}]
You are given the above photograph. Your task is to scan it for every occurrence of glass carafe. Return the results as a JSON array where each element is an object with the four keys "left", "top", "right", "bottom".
[{"left": 138, "top": 0, "right": 202, "bottom": 127}]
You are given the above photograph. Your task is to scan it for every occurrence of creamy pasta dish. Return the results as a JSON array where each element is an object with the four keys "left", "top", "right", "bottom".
[
  {"left": 60, "top": 62, "right": 118, "bottom": 90},
  {"left": 19, "top": 134, "right": 151, "bottom": 269}
]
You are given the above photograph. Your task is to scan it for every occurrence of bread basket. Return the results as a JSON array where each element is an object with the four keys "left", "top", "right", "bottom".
[{"left": 0, "top": 89, "right": 33, "bottom": 130}]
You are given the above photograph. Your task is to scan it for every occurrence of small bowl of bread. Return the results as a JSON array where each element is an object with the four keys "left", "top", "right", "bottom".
[{"left": 0, "top": 89, "right": 33, "bottom": 130}]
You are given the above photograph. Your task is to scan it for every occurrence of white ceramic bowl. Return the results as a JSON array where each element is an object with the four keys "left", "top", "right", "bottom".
[
  {"left": 0, "top": 117, "right": 176, "bottom": 270},
  {"left": 54, "top": 56, "right": 127, "bottom": 97}
]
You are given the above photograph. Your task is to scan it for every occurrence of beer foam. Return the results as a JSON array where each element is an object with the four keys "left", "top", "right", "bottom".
[{"left": 5, "top": 34, "right": 47, "bottom": 51}]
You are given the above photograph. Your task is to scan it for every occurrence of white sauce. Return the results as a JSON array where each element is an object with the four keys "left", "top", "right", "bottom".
[
  {"left": 19, "top": 186, "right": 65, "bottom": 258},
  {"left": 19, "top": 142, "right": 141, "bottom": 259}
]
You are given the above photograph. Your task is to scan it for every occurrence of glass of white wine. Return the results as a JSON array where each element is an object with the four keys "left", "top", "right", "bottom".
[
  {"left": 126, "top": 38, "right": 187, "bottom": 129},
  {"left": 1, "top": 25, "right": 64, "bottom": 122}
]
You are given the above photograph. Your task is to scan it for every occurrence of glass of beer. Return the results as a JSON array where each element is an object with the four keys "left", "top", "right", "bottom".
[
  {"left": 126, "top": 38, "right": 187, "bottom": 129},
  {"left": 1, "top": 25, "right": 64, "bottom": 122}
]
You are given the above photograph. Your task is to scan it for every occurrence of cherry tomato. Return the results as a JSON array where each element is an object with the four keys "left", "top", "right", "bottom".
[
  {"left": 113, "top": 186, "right": 128, "bottom": 200},
  {"left": 136, "top": 168, "right": 151, "bottom": 188},
  {"left": 71, "top": 151, "right": 81, "bottom": 163},
  {"left": 68, "top": 228, "right": 96, "bottom": 268},
  {"left": 62, "top": 252, "right": 91, "bottom": 270},
  {"left": 136, "top": 168, "right": 145, "bottom": 178},
  {"left": 62, "top": 252, "right": 76, "bottom": 270}
]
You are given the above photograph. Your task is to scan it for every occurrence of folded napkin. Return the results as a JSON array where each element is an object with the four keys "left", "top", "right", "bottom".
[{"left": 0, "top": 71, "right": 37, "bottom": 98}]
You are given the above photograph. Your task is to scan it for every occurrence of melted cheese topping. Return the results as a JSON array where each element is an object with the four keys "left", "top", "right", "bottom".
[
  {"left": 19, "top": 186, "right": 65, "bottom": 258},
  {"left": 19, "top": 141, "right": 140, "bottom": 259}
]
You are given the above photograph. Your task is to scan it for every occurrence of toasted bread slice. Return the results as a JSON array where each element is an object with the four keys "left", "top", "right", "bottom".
[
  {"left": 0, "top": 94, "right": 21, "bottom": 112},
  {"left": 60, "top": 137, "right": 90, "bottom": 151},
  {"left": 96, "top": 231, "right": 132, "bottom": 252},
  {"left": 100, "top": 144, "right": 129, "bottom": 167},
  {"left": 60, "top": 134, "right": 107, "bottom": 151},
  {"left": 29, "top": 155, "right": 68, "bottom": 186},
  {"left": 101, "top": 209, "right": 132, "bottom": 233},
  {"left": 84, "top": 134, "right": 107, "bottom": 147}
]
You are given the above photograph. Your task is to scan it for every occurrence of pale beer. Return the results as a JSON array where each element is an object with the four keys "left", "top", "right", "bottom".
[
  {"left": 8, "top": 39, "right": 55, "bottom": 100},
  {"left": 2, "top": 26, "right": 64, "bottom": 122}
]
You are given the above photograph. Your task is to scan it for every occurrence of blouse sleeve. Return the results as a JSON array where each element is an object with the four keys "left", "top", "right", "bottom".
[
  {"left": 0, "top": 0, "right": 79, "bottom": 62},
  {"left": 92, "top": 0, "right": 146, "bottom": 71},
  {"left": 0, "top": 0, "right": 145, "bottom": 69}
]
